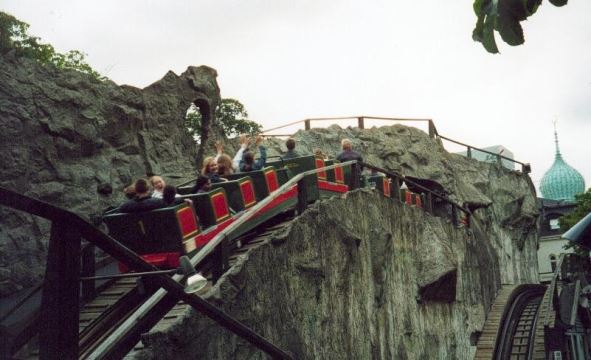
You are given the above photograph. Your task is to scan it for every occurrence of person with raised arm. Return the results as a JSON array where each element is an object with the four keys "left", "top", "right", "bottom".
[{"left": 239, "top": 135, "right": 266, "bottom": 172}]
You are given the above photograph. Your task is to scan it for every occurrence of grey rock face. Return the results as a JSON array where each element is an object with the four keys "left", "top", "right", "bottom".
[
  {"left": 136, "top": 187, "right": 537, "bottom": 359},
  {"left": 0, "top": 54, "right": 220, "bottom": 296}
]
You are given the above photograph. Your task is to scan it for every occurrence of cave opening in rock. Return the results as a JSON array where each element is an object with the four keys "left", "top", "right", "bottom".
[{"left": 185, "top": 99, "right": 211, "bottom": 169}]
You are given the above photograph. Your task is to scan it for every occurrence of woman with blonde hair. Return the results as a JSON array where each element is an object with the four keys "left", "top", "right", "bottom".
[{"left": 201, "top": 156, "right": 225, "bottom": 183}]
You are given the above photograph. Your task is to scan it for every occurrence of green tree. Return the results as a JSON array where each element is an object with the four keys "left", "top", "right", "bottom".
[
  {"left": 561, "top": 189, "right": 591, "bottom": 231},
  {"left": 0, "top": 11, "right": 104, "bottom": 80},
  {"left": 472, "top": 0, "right": 568, "bottom": 54},
  {"left": 561, "top": 188, "right": 591, "bottom": 255},
  {"left": 186, "top": 98, "right": 262, "bottom": 141}
]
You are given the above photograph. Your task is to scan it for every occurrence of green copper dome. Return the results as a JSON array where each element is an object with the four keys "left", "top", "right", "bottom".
[{"left": 539, "top": 128, "right": 585, "bottom": 201}]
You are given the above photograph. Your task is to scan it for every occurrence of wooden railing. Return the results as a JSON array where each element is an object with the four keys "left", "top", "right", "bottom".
[
  {"left": 437, "top": 135, "right": 531, "bottom": 174},
  {"left": 0, "top": 187, "right": 293, "bottom": 360},
  {"left": 262, "top": 115, "right": 437, "bottom": 138},
  {"left": 261, "top": 115, "right": 530, "bottom": 174}
]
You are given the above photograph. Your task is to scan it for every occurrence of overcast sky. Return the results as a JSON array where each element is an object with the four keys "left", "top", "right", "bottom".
[{"left": 3, "top": 1, "right": 590, "bottom": 193}]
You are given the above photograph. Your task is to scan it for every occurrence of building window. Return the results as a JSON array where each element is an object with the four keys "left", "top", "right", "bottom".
[
  {"left": 550, "top": 254, "right": 557, "bottom": 273},
  {"left": 549, "top": 218, "right": 560, "bottom": 230}
]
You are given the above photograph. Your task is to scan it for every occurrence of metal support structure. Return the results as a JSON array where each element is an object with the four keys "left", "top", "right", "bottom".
[
  {"left": 358, "top": 117, "right": 365, "bottom": 129},
  {"left": 304, "top": 119, "right": 311, "bottom": 130},
  {"left": 81, "top": 243, "right": 96, "bottom": 302},
  {"left": 297, "top": 178, "right": 308, "bottom": 214},
  {"left": 39, "top": 221, "right": 81, "bottom": 360},
  {"left": 0, "top": 186, "right": 298, "bottom": 360},
  {"left": 151, "top": 276, "right": 294, "bottom": 359},
  {"left": 467, "top": 146, "right": 472, "bottom": 158}
]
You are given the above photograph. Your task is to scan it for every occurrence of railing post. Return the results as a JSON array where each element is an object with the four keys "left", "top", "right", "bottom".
[
  {"left": 297, "top": 178, "right": 308, "bottom": 214},
  {"left": 358, "top": 117, "right": 364, "bottom": 129},
  {"left": 39, "top": 221, "right": 81, "bottom": 360},
  {"left": 428, "top": 120, "right": 436, "bottom": 138},
  {"left": 304, "top": 119, "right": 311, "bottom": 130},
  {"left": 467, "top": 146, "right": 472, "bottom": 158},
  {"left": 212, "top": 237, "right": 229, "bottom": 282},
  {"left": 81, "top": 243, "right": 96, "bottom": 302}
]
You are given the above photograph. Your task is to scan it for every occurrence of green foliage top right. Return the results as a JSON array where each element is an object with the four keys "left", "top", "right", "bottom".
[
  {"left": 473, "top": 0, "right": 568, "bottom": 54},
  {"left": 561, "top": 188, "right": 591, "bottom": 231}
]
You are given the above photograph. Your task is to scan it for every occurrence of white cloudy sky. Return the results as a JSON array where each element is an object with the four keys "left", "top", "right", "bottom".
[{"left": 3, "top": 1, "right": 590, "bottom": 193}]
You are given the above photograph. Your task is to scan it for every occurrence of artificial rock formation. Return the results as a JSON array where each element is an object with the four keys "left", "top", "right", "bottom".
[
  {"left": 0, "top": 51, "right": 540, "bottom": 358},
  {"left": 0, "top": 53, "right": 220, "bottom": 296},
  {"left": 134, "top": 125, "right": 540, "bottom": 359}
]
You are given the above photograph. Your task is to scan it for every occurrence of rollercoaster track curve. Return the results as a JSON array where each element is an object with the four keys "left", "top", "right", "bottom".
[{"left": 475, "top": 284, "right": 547, "bottom": 360}]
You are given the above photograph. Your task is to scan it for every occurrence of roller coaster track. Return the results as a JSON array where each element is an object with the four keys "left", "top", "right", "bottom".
[
  {"left": 475, "top": 284, "right": 547, "bottom": 360},
  {"left": 77, "top": 213, "right": 295, "bottom": 358}
]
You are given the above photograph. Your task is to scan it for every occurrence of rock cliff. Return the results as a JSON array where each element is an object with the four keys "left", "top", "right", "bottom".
[
  {"left": 134, "top": 126, "right": 540, "bottom": 359},
  {"left": 0, "top": 53, "right": 220, "bottom": 296}
]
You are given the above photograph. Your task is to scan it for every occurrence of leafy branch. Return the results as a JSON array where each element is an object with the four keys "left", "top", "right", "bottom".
[
  {"left": 186, "top": 98, "right": 262, "bottom": 142},
  {"left": 472, "top": 0, "right": 568, "bottom": 54},
  {"left": 0, "top": 11, "right": 105, "bottom": 80}
]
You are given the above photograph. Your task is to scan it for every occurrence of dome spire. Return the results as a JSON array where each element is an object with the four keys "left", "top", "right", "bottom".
[
  {"left": 553, "top": 120, "right": 561, "bottom": 157},
  {"left": 540, "top": 121, "right": 585, "bottom": 201}
]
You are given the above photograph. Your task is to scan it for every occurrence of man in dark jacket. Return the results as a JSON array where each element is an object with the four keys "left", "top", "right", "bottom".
[
  {"left": 336, "top": 138, "right": 363, "bottom": 163},
  {"left": 118, "top": 179, "right": 166, "bottom": 213},
  {"left": 283, "top": 138, "right": 300, "bottom": 159}
]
